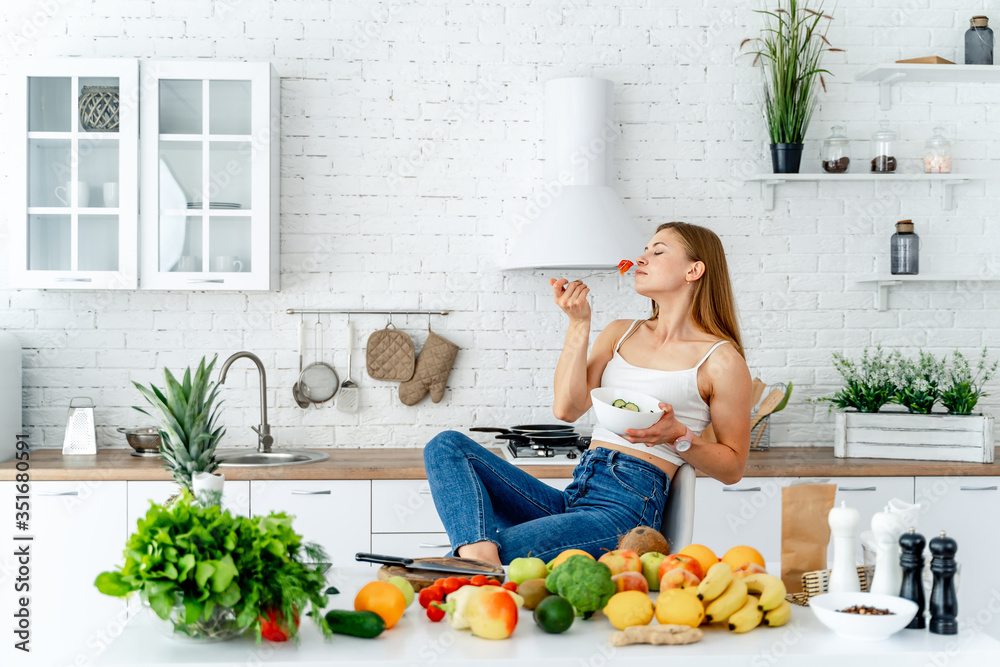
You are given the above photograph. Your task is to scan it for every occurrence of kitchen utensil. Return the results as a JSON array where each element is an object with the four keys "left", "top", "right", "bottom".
[
  {"left": 298, "top": 319, "right": 338, "bottom": 404},
  {"left": 337, "top": 318, "right": 359, "bottom": 413},
  {"left": 116, "top": 426, "right": 162, "bottom": 458},
  {"left": 292, "top": 320, "right": 310, "bottom": 408},
  {"left": 751, "top": 421, "right": 768, "bottom": 449},
  {"left": 749, "top": 387, "right": 785, "bottom": 433},
  {"left": 358, "top": 552, "right": 503, "bottom": 578},
  {"left": 62, "top": 397, "right": 97, "bottom": 455},
  {"left": 374, "top": 556, "right": 505, "bottom": 593},
  {"left": 751, "top": 377, "right": 767, "bottom": 408}
]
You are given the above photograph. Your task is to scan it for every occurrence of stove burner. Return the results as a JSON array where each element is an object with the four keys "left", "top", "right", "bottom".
[{"left": 497, "top": 432, "right": 590, "bottom": 459}]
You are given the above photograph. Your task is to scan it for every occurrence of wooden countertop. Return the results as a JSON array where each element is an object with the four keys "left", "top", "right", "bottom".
[{"left": 2, "top": 446, "right": 999, "bottom": 481}]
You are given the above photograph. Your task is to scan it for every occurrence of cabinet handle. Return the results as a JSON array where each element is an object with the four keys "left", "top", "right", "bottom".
[
  {"left": 837, "top": 486, "right": 877, "bottom": 492},
  {"left": 55, "top": 277, "right": 92, "bottom": 282},
  {"left": 722, "top": 487, "right": 761, "bottom": 493},
  {"left": 419, "top": 489, "right": 433, "bottom": 495},
  {"left": 291, "top": 490, "right": 332, "bottom": 495},
  {"left": 187, "top": 279, "right": 225, "bottom": 284},
  {"left": 960, "top": 485, "right": 998, "bottom": 491},
  {"left": 419, "top": 543, "right": 452, "bottom": 549},
  {"left": 37, "top": 491, "right": 79, "bottom": 496}
]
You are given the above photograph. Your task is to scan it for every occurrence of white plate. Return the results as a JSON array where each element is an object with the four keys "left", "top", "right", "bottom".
[{"left": 810, "top": 592, "right": 919, "bottom": 641}]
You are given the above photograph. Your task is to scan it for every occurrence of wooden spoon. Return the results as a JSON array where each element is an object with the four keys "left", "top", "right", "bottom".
[{"left": 749, "top": 388, "right": 785, "bottom": 433}]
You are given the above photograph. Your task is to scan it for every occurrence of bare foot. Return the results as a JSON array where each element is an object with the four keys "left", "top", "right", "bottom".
[{"left": 456, "top": 541, "right": 502, "bottom": 566}]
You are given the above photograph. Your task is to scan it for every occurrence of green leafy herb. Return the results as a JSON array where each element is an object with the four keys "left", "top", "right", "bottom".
[
  {"left": 940, "top": 348, "right": 997, "bottom": 415},
  {"left": 892, "top": 351, "right": 945, "bottom": 414}
]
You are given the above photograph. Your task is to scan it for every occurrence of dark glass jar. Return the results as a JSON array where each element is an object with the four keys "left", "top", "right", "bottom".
[
  {"left": 891, "top": 220, "right": 919, "bottom": 275},
  {"left": 966, "top": 16, "right": 994, "bottom": 65}
]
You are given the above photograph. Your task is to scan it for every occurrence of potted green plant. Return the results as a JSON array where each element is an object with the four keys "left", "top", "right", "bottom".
[
  {"left": 94, "top": 494, "right": 332, "bottom": 643},
  {"left": 893, "top": 351, "right": 946, "bottom": 414},
  {"left": 741, "top": 0, "right": 841, "bottom": 173},
  {"left": 940, "top": 348, "right": 998, "bottom": 415}
]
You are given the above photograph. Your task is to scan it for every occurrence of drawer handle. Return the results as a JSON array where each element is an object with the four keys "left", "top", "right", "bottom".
[
  {"left": 723, "top": 487, "right": 761, "bottom": 493},
  {"left": 187, "top": 279, "right": 225, "bottom": 284},
  {"left": 419, "top": 489, "right": 433, "bottom": 495},
  {"left": 838, "top": 486, "right": 877, "bottom": 492},
  {"left": 419, "top": 543, "right": 452, "bottom": 549},
  {"left": 37, "top": 491, "right": 79, "bottom": 496},
  {"left": 291, "top": 490, "right": 332, "bottom": 495},
  {"left": 55, "top": 277, "right": 92, "bottom": 282},
  {"left": 960, "top": 485, "right": 998, "bottom": 491}
]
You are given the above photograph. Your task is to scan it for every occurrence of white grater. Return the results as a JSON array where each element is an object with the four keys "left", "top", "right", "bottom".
[{"left": 62, "top": 397, "right": 97, "bottom": 455}]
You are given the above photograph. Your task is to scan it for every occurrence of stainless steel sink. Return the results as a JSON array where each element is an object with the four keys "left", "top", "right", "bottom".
[{"left": 215, "top": 449, "right": 330, "bottom": 467}]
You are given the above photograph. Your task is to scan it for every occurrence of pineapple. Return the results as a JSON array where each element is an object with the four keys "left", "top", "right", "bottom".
[{"left": 133, "top": 356, "right": 226, "bottom": 495}]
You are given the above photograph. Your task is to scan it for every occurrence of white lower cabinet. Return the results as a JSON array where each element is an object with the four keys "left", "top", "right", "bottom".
[
  {"left": 692, "top": 476, "right": 786, "bottom": 566},
  {"left": 915, "top": 476, "right": 1000, "bottom": 640},
  {"left": 250, "top": 480, "right": 371, "bottom": 570},
  {"left": 818, "top": 476, "right": 914, "bottom": 563},
  {"left": 125, "top": 480, "right": 251, "bottom": 532},
  {"left": 371, "top": 532, "right": 452, "bottom": 558},
  {"left": 0, "top": 481, "right": 127, "bottom": 666}
]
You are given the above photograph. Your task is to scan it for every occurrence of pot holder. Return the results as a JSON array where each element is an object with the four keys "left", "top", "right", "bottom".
[
  {"left": 399, "top": 332, "right": 460, "bottom": 406},
  {"left": 366, "top": 323, "right": 416, "bottom": 381}
]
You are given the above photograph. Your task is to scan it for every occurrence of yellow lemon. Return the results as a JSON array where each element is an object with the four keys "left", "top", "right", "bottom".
[
  {"left": 654, "top": 589, "right": 705, "bottom": 628},
  {"left": 603, "top": 591, "right": 654, "bottom": 630}
]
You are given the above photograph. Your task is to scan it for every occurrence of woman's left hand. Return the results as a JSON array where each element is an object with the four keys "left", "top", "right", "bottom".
[{"left": 623, "top": 403, "right": 688, "bottom": 448}]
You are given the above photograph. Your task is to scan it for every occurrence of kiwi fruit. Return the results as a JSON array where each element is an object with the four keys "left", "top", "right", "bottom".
[
  {"left": 617, "top": 525, "right": 670, "bottom": 556},
  {"left": 517, "top": 578, "right": 552, "bottom": 610}
]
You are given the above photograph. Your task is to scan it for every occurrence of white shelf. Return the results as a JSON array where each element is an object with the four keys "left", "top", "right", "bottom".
[
  {"left": 853, "top": 274, "right": 1000, "bottom": 311},
  {"left": 744, "top": 173, "right": 983, "bottom": 211},
  {"left": 855, "top": 63, "right": 1000, "bottom": 110}
]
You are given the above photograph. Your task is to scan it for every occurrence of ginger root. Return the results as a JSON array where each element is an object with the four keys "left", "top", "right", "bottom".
[{"left": 609, "top": 624, "right": 703, "bottom": 647}]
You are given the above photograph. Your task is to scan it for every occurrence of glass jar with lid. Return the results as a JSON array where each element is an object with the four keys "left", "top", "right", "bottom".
[
  {"left": 923, "top": 126, "right": 952, "bottom": 173},
  {"left": 822, "top": 126, "right": 851, "bottom": 173},
  {"left": 871, "top": 121, "right": 898, "bottom": 173}
]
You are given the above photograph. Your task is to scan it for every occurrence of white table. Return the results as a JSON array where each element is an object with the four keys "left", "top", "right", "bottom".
[{"left": 79, "top": 567, "right": 1000, "bottom": 667}]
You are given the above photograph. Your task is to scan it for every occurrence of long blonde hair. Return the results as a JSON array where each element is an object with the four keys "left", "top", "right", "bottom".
[{"left": 649, "top": 222, "right": 745, "bottom": 359}]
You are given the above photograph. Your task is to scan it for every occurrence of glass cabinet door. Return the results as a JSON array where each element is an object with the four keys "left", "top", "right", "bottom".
[
  {"left": 11, "top": 61, "right": 138, "bottom": 288},
  {"left": 140, "top": 62, "right": 278, "bottom": 290}
]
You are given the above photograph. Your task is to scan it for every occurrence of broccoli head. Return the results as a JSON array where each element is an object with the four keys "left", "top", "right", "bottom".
[{"left": 544, "top": 554, "right": 616, "bottom": 617}]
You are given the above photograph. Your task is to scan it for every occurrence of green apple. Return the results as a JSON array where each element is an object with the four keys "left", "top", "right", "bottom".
[
  {"left": 387, "top": 576, "right": 415, "bottom": 608},
  {"left": 640, "top": 552, "right": 668, "bottom": 591},
  {"left": 509, "top": 556, "right": 549, "bottom": 584}
]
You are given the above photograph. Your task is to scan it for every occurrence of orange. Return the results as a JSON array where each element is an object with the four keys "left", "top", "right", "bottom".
[
  {"left": 677, "top": 544, "right": 718, "bottom": 576},
  {"left": 355, "top": 581, "right": 406, "bottom": 629},
  {"left": 720, "top": 546, "right": 766, "bottom": 572},
  {"left": 547, "top": 549, "right": 594, "bottom": 571}
]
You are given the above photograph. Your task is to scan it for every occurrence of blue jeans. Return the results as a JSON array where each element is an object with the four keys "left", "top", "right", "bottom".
[{"left": 423, "top": 430, "right": 669, "bottom": 564}]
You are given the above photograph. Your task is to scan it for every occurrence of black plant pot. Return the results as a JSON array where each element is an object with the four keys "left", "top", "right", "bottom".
[{"left": 770, "top": 143, "right": 804, "bottom": 174}]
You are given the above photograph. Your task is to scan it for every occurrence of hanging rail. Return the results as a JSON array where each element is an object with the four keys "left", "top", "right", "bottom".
[{"left": 286, "top": 308, "right": 449, "bottom": 316}]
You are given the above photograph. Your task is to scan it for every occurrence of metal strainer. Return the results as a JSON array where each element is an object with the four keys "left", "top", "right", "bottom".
[{"left": 298, "top": 318, "right": 338, "bottom": 404}]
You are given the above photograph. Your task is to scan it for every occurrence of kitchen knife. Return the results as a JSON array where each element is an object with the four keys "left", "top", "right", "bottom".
[{"left": 355, "top": 552, "right": 502, "bottom": 577}]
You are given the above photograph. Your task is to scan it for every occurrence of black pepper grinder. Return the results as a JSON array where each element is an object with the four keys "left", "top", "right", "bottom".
[
  {"left": 929, "top": 531, "right": 958, "bottom": 635},
  {"left": 899, "top": 529, "right": 926, "bottom": 630}
]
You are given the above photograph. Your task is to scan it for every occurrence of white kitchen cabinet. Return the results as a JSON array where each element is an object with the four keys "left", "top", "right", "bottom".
[
  {"left": 139, "top": 60, "right": 279, "bottom": 290},
  {"left": 372, "top": 479, "right": 445, "bottom": 534},
  {"left": 915, "top": 476, "right": 1000, "bottom": 640},
  {"left": 810, "top": 476, "right": 914, "bottom": 562},
  {"left": 371, "top": 532, "right": 452, "bottom": 558},
  {"left": 8, "top": 58, "right": 139, "bottom": 289},
  {"left": 250, "top": 480, "right": 370, "bottom": 570},
  {"left": 125, "top": 480, "right": 251, "bottom": 533},
  {"left": 692, "top": 477, "right": 786, "bottom": 566},
  {"left": 0, "top": 481, "right": 127, "bottom": 665}
]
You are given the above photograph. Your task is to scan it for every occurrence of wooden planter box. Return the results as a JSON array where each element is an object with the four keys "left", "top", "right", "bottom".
[{"left": 834, "top": 411, "right": 994, "bottom": 464}]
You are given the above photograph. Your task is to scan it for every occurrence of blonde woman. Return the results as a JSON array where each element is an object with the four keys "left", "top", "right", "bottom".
[{"left": 424, "top": 222, "right": 752, "bottom": 565}]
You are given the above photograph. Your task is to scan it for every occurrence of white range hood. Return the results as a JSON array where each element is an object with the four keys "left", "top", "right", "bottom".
[{"left": 504, "top": 77, "right": 644, "bottom": 271}]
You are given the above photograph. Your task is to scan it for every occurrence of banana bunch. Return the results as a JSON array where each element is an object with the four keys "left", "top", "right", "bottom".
[{"left": 695, "top": 563, "right": 792, "bottom": 632}]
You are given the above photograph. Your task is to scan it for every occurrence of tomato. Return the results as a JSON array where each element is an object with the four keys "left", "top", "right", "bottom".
[
  {"left": 418, "top": 584, "right": 445, "bottom": 609},
  {"left": 259, "top": 607, "right": 300, "bottom": 642},
  {"left": 502, "top": 581, "right": 518, "bottom": 593},
  {"left": 442, "top": 577, "right": 462, "bottom": 595},
  {"left": 470, "top": 575, "right": 489, "bottom": 587}
]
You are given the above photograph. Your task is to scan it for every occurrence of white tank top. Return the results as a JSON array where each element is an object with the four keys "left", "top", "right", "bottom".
[{"left": 590, "top": 319, "right": 728, "bottom": 466}]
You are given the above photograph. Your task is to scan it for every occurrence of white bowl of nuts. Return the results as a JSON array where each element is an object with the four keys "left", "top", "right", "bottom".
[{"left": 810, "top": 592, "right": 918, "bottom": 641}]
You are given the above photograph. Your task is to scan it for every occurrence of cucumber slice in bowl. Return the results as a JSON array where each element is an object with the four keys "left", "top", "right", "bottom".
[
  {"left": 622, "top": 402, "right": 640, "bottom": 412},
  {"left": 612, "top": 399, "right": 626, "bottom": 408}
]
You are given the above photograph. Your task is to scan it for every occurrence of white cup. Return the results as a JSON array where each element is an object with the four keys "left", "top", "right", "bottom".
[
  {"left": 175, "top": 255, "right": 200, "bottom": 272},
  {"left": 54, "top": 181, "right": 89, "bottom": 207},
  {"left": 103, "top": 182, "right": 119, "bottom": 208},
  {"left": 210, "top": 255, "right": 244, "bottom": 272}
]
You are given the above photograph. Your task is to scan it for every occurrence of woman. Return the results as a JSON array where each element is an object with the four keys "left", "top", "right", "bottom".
[{"left": 424, "top": 222, "right": 752, "bottom": 566}]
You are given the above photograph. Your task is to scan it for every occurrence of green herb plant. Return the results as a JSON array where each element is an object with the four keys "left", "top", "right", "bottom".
[
  {"left": 741, "top": 0, "right": 842, "bottom": 144},
  {"left": 815, "top": 346, "right": 901, "bottom": 413},
  {"left": 939, "top": 348, "right": 997, "bottom": 415},
  {"left": 95, "top": 494, "right": 332, "bottom": 643},
  {"left": 893, "top": 351, "right": 946, "bottom": 414}
]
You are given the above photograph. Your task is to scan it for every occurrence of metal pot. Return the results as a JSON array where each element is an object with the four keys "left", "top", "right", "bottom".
[{"left": 117, "top": 426, "right": 162, "bottom": 458}]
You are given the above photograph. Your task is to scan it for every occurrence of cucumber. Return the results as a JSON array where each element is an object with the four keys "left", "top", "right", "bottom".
[
  {"left": 623, "top": 402, "right": 640, "bottom": 412},
  {"left": 611, "top": 399, "right": 626, "bottom": 408},
  {"left": 324, "top": 610, "right": 386, "bottom": 638}
]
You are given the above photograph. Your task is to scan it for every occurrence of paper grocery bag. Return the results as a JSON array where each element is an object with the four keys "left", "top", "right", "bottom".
[{"left": 781, "top": 483, "right": 837, "bottom": 594}]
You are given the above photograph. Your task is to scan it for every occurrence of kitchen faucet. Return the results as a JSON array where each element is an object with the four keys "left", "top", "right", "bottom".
[{"left": 218, "top": 351, "right": 274, "bottom": 453}]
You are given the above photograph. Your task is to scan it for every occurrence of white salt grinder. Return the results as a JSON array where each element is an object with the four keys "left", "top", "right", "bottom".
[
  {"left": 869, "top": 506, "right": 905, "bottom": 596},
  {"left": 828, "top": 501, "right": 861, "bottom": 593}
]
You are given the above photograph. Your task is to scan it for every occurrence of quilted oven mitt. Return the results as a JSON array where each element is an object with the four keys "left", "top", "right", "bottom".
[
  {"left": 398, "top": 332, "right": 459, "bottom": 406},
  {"left": 366, "top": 324, "right": 416, "bottom": 381}
]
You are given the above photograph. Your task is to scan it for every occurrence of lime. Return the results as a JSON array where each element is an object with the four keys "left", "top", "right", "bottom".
[
  {"left": 534, "top": 595, "right": 575, "bottom": 634},
  {"left": 386, "top": 576, "right": 415, "bottom": 608}
]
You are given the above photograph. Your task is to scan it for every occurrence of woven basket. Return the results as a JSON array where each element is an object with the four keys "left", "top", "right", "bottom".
[
  {"left": 787, "top": 566, "right": 871, "bottom": 606},
  {"left": 79, "top": 86, "right": 120, "bottom": 132}
]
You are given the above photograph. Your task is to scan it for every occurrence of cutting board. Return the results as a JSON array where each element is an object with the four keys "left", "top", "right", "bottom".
[{"left": 375, "top": 557, "right": 505, "bottom": 592}]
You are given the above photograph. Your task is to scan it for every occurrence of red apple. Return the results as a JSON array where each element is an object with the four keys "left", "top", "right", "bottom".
[
  {"left": 598, "top": 549, "right": 642, "bottom": 576},
  {"left": 612, "top": 571, "right": 650, "bottom": 594},
  {"left": 732, "top": 562, "right": 767, "bottom": 579},
  {"left": 657, "top": 554, "right": 704, "bottom": 583},
  {"left": 659, "top": 567, "right": 700, "bottom": 591}
]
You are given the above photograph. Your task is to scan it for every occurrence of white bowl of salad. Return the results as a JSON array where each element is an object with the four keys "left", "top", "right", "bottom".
[{"left": 590, "top": 387, "right": 664, "bottom": 436}]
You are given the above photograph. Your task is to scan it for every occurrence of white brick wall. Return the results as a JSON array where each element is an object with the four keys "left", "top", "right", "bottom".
[{"left": 1, "top": 0, "right": 999, "bottom": 451}]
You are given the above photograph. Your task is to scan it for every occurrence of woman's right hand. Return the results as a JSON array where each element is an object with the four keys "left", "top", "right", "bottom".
[{"left": 550, "top": 278, "right": 591, "bottom": 323}]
